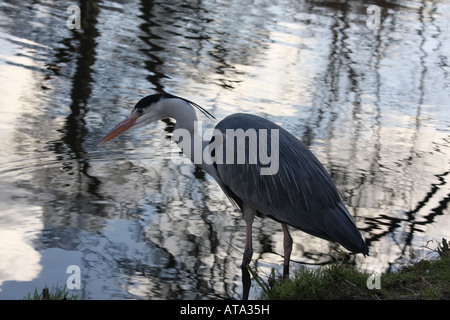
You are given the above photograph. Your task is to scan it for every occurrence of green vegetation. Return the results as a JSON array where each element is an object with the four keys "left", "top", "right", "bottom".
[
  {"left": 24, "top": 285, "right": 79, "bottom": 300},
  {"left": 22, "top": 239, "right": 449, "bottom": 300},
  {"left": 250, "top": 238, "right": 450, "bottom": 300}
]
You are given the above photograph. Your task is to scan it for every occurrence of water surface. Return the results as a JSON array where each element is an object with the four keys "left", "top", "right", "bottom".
[{"left": 0, "top": 0, "right": 449, "bottom": 299}]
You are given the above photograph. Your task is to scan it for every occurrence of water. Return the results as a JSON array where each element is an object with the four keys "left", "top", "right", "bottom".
[{"left": 0, "top": 0, "right": 449, "bottom": 300}]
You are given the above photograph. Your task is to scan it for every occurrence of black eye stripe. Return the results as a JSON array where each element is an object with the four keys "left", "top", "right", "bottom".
[
  {"left": 134, "top": 93, "right": 166, "bottom": 109},
  {"left": 132, "top": 93, "right": 216, "bottom": 120}
]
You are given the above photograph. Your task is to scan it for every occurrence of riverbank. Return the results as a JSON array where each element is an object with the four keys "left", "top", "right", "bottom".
[{"left": 252, "top": 239, "right": 450, "bottom": 300}]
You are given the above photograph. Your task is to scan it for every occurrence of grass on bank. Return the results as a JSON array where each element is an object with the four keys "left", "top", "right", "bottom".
[
  {"left": 250, "top": 238, "right": 450, "bottom": 300},
  {"left": 23, "top": 239, "right": 449, "bottom": 300},
  {"left": 24, "top": 285, "right": 79, "bottom": 300}
]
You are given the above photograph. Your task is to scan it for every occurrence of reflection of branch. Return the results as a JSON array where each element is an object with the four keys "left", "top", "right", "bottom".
[
  {"left": 408, "top": 171, "right": 449, "bottom": 219},
  {"left": 363, "top": 170, "right": 449, "bottom": 250}
]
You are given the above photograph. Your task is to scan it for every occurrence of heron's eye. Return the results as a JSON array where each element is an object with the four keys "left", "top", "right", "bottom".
[{"left": 136, "top": 108, "right": 144, "bottom": 116}]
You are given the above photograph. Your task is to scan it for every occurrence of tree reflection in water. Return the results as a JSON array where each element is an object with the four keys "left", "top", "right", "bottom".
[{"left": 0, "top": 0, "right": 448, "bottom": 299}]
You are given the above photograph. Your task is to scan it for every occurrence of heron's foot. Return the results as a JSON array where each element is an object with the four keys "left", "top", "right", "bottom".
[{"left": 283, "top": 263, "right": 290, "bottom": 278}]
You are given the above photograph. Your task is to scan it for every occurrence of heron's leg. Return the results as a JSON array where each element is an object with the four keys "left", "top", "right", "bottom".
[
  {"left": 281, "top": 223, "right": 293, "bottom": 278},
  {"left": 241, "top": 223, "right": 253, "bottom": 268},
  {"left": 241, "top": 205, "right": 255, "bottom": 268}
]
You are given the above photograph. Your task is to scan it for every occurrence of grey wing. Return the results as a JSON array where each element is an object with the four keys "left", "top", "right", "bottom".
[{"left": 211, "top": 114, "right": 368, "bottom": 254}]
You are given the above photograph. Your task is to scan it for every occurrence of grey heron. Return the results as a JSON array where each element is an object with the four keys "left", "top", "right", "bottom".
[{"left": 98, "top": 93, "right": 369, "bottom": 277}]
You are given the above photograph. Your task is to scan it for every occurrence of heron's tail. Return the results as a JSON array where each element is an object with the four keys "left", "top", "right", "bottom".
[{"left": 325, "top": 202, "right": 369, "bottom": 256}]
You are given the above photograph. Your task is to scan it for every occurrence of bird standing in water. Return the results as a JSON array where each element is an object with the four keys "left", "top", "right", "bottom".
[{"left": 98, "top": 93, "right": 368, "bottom": 277}]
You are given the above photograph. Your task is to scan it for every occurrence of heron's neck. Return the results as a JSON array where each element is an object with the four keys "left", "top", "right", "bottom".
[
  {"left": 160, "top": 98, "right": 224, "bottom": 190},
  {"left": 160, "top": 98, "right": 198, "bottom": 134},
  {"left": 161, "top": 98, "right": 205, "bottom": 162}
]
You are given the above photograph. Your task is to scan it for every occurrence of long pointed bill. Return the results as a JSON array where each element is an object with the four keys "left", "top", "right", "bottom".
[{"left": 97, "top": 113, "right": 139, "bottom": 146}]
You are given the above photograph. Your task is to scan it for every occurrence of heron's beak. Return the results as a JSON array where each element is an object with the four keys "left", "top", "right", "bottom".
[{"left": 97, "top": 113, "right": 139, "bottom": 146}]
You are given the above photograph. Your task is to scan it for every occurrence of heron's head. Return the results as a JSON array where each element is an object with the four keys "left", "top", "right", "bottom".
[
  {"left": 98, "top": 93, "right": 215, "bottom": 146},
  {"left": 97, "top": 93, "right": 173, "bottom": 146}
]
